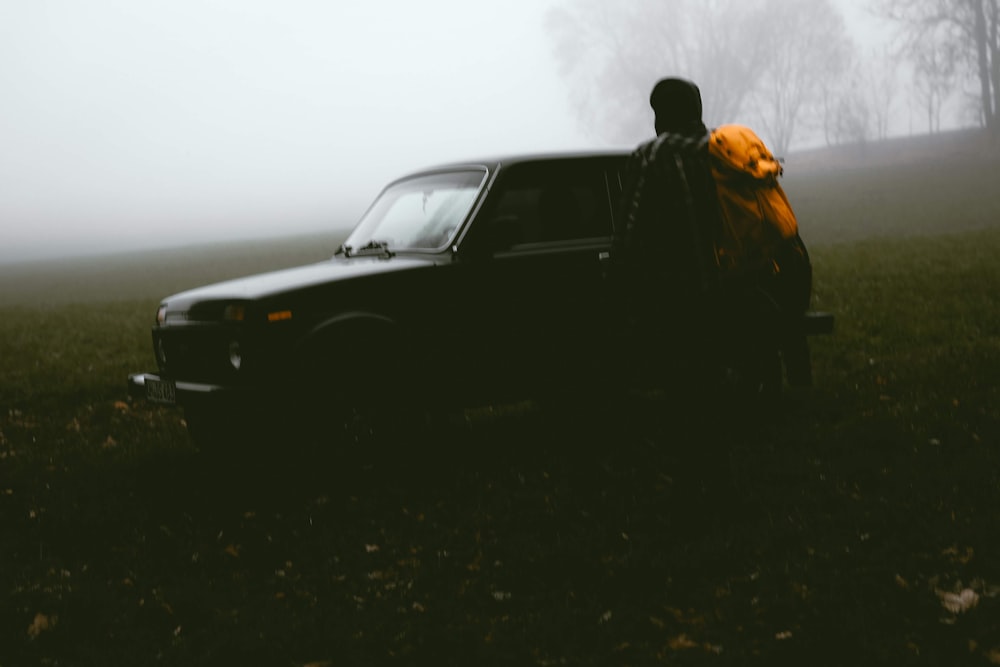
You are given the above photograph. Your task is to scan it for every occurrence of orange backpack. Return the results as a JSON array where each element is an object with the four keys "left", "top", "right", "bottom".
[{"left": 708, "top": 124, "right": 800, "bottom": 277}]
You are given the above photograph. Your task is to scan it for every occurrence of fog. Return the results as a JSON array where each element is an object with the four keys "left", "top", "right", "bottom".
[
  {"left": 1, "top": 0, "right": 596, "bottom": 264},
  {"left": 1, "top": 1, "right": 899, "bottom": 265}
]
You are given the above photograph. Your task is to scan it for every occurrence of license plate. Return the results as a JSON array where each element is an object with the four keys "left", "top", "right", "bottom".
[{"left": 145, "top": 377, "right": 177, "bottom": 405}]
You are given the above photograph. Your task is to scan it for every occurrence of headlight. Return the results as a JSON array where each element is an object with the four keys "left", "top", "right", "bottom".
[
  {"left": 156, "top": 305, "right": 167, "bottom": 325},
  {"left": 228, "top": 340, "right": 242, "bottom": 371}
]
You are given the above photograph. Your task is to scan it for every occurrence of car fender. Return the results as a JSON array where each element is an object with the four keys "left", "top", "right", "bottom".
[
  {"left": 294, "top": 311, "right": 399, "bottom": 359},
  {"left": 288, "top": 311, "right": 430, "bottom": 411}
]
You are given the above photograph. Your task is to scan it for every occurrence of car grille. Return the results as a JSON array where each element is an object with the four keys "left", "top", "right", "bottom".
[{"left": 153, "top": 328, "right": 240, "bottom": 383}]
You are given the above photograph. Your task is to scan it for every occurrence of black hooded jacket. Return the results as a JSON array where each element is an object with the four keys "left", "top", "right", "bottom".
[{"left": 614, "top": 125, "right": 722, "bottom": 326}]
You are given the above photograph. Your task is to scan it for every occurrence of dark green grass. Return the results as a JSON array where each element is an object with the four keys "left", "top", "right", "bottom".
[{"left": 2, "top": 134, "right": 1000, "bottom": 665}]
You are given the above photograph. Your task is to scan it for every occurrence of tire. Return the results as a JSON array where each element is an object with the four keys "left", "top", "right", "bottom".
[
  {"left": 299, "top": 376, "right": 445, "bottom": 474},
  {"left": 293, "top": 330, "right": 441, "bottom": 458}
]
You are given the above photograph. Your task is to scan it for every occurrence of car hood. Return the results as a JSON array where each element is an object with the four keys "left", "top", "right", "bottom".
[{"left": 163, "top": 255, "right": 437, "bottom": 306}]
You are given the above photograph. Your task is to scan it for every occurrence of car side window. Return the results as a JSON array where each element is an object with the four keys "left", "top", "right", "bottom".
[{"left": 483, "top": 162, "right": 613, "bottom": 253}]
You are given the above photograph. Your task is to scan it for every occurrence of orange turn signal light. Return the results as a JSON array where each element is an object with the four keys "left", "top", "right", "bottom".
[{"left": 267, "top": 310, "right": 293, "bottom": 322}]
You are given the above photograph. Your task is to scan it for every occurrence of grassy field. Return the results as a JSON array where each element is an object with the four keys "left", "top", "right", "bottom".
[{"left": 1, "top": 130, "right": 999, "bottom": 665}]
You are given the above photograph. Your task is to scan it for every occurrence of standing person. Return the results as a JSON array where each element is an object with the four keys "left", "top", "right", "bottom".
[
  {"left": 615, "top": 76, "right": 815, "bottom": 400},
  {"left": 613, "top": 77, "right": 723, "bottom": 391}
]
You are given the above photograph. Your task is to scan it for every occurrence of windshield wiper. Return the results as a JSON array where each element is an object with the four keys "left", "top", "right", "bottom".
[{"left": 342, "top": 239, "right": 395, "bottom": 258}]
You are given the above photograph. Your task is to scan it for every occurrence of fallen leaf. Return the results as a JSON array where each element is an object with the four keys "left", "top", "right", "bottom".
[
  {"left": 466, "top": 552, "right": 482, "bottom": 572},
  {"left": 937, "top": 588, "right": 979, "bottom": 614},
  {"left": 668, "top": 634, "right": 698, "bottom": 650},
  {"left": 942, "top": 545, "right": 975, "bottom": 564},
  {"left": 27, "top": 613, "right": 57, "bottom": 639}
]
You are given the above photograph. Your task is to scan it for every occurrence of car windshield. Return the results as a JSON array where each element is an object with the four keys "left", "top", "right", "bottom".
[{"left": 343, "top": 168, "right": 487, "bottom": 253}]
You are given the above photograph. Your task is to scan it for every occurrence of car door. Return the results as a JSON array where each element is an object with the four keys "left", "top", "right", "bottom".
[{"left": 452, "top": 158, "right": 619, "bottom": 395}]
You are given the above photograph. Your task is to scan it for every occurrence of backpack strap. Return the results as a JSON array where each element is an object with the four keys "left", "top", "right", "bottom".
[{"left": 622, "top": 131, "right": 711, "bottom": 238}]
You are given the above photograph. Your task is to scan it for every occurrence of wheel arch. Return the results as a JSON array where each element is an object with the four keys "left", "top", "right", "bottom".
[{"left": 293, "top": 310, "right": 402, "bottom": 363}]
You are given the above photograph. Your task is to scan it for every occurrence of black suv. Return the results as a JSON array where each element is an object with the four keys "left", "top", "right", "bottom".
[{"left": 128, "top": 151, "right": 831, "bottom": 448}]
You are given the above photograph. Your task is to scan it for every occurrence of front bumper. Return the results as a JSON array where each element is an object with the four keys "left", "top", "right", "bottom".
[{"left": 127, "top": 372, "right": 251, "bottom": 407}]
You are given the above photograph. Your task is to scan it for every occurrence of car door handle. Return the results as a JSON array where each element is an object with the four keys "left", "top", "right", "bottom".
[{"left": 598, "top": 251, "right": 612, "bottom": 281}]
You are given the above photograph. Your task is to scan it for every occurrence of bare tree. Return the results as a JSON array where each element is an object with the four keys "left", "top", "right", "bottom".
[
  {"left": 876, "top": 0, "right": 999, "bottom": 134},
  {"left": 911, "top": 27, "right": 960, "bottom": 131},
  {"left": 545, "top": 0, "right": 769, "bottom": 144},
  {"left": 547, "top": 0, "right": 854, "bottom": 152},
  {"left": 970, "top": 0, "right": 999, "bottom": 131},
  {"left": 745, "top": 0, "right": 853, "bottom": 154},
  {"left": 865, "top": 46, "right": 901, "bottom": 140},
  {"left": 822, "top": 66, "right": 874, "bottom": 146}
]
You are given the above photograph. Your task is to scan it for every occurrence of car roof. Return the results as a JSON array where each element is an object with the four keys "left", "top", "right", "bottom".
[{"left": 403, "top": 149, "right": 632, "bottom": 177}]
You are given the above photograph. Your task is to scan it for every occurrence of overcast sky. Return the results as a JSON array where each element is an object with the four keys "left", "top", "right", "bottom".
[
  {"left": 1, "top": 0, "right": 602, "bottom": 264},
  {"left": 1, "top": 0, "right": 888, "bottom": 265}
]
